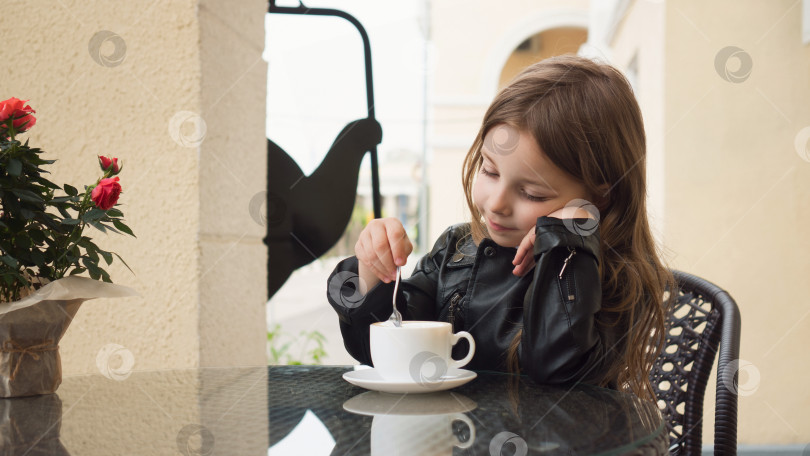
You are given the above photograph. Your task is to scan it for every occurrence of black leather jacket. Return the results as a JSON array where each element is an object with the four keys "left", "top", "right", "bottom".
[{"left": 327, "top": 217, "right": 622, "bottom": 386}]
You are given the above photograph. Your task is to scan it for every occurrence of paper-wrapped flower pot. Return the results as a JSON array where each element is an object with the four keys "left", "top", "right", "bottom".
[{"left": 0, "top": 277, "right": 138, "bottom": 397}]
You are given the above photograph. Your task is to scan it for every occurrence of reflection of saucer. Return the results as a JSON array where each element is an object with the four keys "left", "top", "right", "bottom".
[
  {"left": 342, "top": 368, "right": 476, "bottom": 394},
  {"left": 343, "top": 390, "right": 477, "bottom": 416}
]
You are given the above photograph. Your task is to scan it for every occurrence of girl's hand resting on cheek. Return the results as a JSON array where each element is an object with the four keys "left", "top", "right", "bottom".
[
  {"left": 355, "top": 217, "right": 414, "bottom": 290},
  {"left": 511, "top": 205, "right": 597, "bottom": 277},
  {"left": 512, "top": 226, "right": 536, "bottom": 277}
]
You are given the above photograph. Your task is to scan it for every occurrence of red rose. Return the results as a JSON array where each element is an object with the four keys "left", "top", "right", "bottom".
[
  {"left": 0, "top": 97, "right": 37, "bottom": 133},
  {"left": 98, "top": 155, "right": 121, "bottom": 175},
  {"left": 91, "top": 177, "right": 122, "bottom": 211}
]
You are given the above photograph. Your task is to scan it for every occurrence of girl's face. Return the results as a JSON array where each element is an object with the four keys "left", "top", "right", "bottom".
[{"left": 472, "top": 125, "right": 590, "bottom": 248}]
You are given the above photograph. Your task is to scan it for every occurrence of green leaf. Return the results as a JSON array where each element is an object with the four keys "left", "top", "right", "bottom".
[
  {"left": 111, "top": 252, "right": 134, "bottom": 274},
  {"left": 29, "top": 229, "right": 46, "bottom": 244},
  {"left": 0, "top": 256, "right": 18, "bottom": 268},
  {"left": 10, "top": 189, "right": 43, "bottom": 204},
  {"left": 30, "top": 250, "right": 45, "bottom": 268},
  {"left": 86, "top": 247, "right": 99, "bottom": 263},
  {"left": 82, "top": 208, "right": 106, "bottom": 222},
  {"left": 7, "top": 159, "right": 22, "bottom": 177},
  {"left": 54, "top": 204, "right": 69, "bottom": 217},
  {"left": 112, "top": 219, "right": 135, "bottom": 237},
  {"left": 38, "top": 265, "right": 53, "bottom": 278},
  {"left": 77, "top": 237, "right": 96, "bottom": 249},
  {"left": 61, "top": 218, "right": 81, "bottom": 225},
  {"left": 106, "top": 208, "right": 124, "bottom": 217},
  {"left": 13, "top": 235, "right": 32, "bottom": 249},
  {"left": 99, "top": 250, "right": 113, "bottom": 265},
  {"left": 69, "top": 267, "right": 87, "bottom": 276},
  {"left": 97, "top": 222, "right": 121, "bottom": 234},
  {"left": 40, "top": 179, "right": 61, "bottom": 190},
  {"left": 89, "top": 221, "right": 106, "bottom": 233},
  {"left": 63, "top": 184, "right": 78, "bottom": 196},
  {"left": 82, "top": 258, "right": 102, "bottom": 280}
]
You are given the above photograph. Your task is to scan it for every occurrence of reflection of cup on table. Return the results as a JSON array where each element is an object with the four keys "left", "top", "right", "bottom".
[
  {"left": 370, "top": 321, "right": 475, "bottom": 384},
  {"left": 344, "top": 391, "right": 477, "bottom": 456},
  {"left": 373, "top": 412, "right": 474, "bottom": 456}
]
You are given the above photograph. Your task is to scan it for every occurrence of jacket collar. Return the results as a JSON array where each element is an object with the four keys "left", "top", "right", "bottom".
[{"left": 447, "top": 234, "right": 477, "bottom": 268}]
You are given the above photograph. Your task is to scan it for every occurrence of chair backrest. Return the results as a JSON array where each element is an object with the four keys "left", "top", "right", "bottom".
[{"left": 649, "top": 270, "right": 741, "bottom": 455}]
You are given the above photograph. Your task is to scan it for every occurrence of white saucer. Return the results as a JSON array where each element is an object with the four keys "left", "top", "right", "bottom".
[
  {"left": 342, "top": 367, "right": 476, "bottom": 394},
  {"left": 343, "top": 390, "right": 477, "bottom": 416}
]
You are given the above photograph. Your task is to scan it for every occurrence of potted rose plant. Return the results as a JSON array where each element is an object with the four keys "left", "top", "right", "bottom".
[{"left": 0, "top": 97, "right": 137, "bottom": 397}]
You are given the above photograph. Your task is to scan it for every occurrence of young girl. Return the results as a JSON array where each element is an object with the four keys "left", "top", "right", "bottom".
[{"left": 327, "top": 54, "right": 673, "bottom": 401}]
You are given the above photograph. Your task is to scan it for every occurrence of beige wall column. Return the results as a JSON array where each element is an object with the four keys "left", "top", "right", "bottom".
[
  {"left": 0, "top": 0, "right": 267, "bottom": 373},
  {"left": 197, "top": 0, "right": 268, "bottom": 368}
]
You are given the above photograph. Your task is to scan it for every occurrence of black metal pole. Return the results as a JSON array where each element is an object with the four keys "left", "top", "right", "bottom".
[{"left": 268, "top": 1, "right": 382, "bottom": 218}]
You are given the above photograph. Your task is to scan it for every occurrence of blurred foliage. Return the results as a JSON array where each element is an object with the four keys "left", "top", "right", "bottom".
[{"left": 267, "top": 323, "right": 327, "bottom": 365}]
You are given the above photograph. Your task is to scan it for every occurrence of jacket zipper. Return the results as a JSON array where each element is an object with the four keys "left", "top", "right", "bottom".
[
  {"left": 447, "top": 292, "right": 462, "bottom": 328},
  {"left": 559, "top": 247, "right": 576, "bottom": 301},
  {"left": 558, "top": 247, "right": 576, "bottom": 279}
]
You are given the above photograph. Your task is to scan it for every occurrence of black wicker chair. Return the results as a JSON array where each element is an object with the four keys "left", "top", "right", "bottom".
[{"left": 650, "top": 271, "right": 741, "bottom": 455}]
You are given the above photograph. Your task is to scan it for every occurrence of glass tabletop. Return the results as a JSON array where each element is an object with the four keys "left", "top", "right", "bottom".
[{"left": 0, "top": 365, "right": 668, "bottom": 455}]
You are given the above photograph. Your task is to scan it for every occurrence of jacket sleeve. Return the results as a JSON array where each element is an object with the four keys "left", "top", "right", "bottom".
[
  {"left": 326, "top": 229, "right": 452, "bottom": 366},
  {"left": 520, "top": 216, "right": 609, "bottom": 385}
]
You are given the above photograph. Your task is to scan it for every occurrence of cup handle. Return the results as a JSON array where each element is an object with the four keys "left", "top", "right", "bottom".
[
  {"left": 449, "top": 331, "right": 475, "bottom": 369},
  {"left": 450, "top": 413, "right": 476, "bottom": 449}
]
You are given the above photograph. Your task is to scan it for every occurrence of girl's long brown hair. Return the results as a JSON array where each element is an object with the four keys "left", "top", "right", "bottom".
[{"left": 462, "top": 54, "right": 674, "bottom": 401}]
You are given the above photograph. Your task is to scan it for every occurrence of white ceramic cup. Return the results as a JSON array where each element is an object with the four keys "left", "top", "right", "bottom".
[
  {"left": 369, "top": 321, "right": 475, "bottom": 383},
  {"left": 371, "top": 413, "right": 475, "bottom": 456}
]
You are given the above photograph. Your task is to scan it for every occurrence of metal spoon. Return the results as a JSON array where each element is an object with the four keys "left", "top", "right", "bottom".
[{"left": 388, "top": 266, "right": 402, "bottom": 327}]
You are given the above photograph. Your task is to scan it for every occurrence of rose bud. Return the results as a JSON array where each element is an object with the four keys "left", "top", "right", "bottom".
[
  {"left": 0, "top": 97, "right": 37, "bottom": 133},
  {"left": 91, "top": 177, "right": 122, "bottom": 211},
  {"left": 98, "top": 155, "right": 122, "bottom": 175}
]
